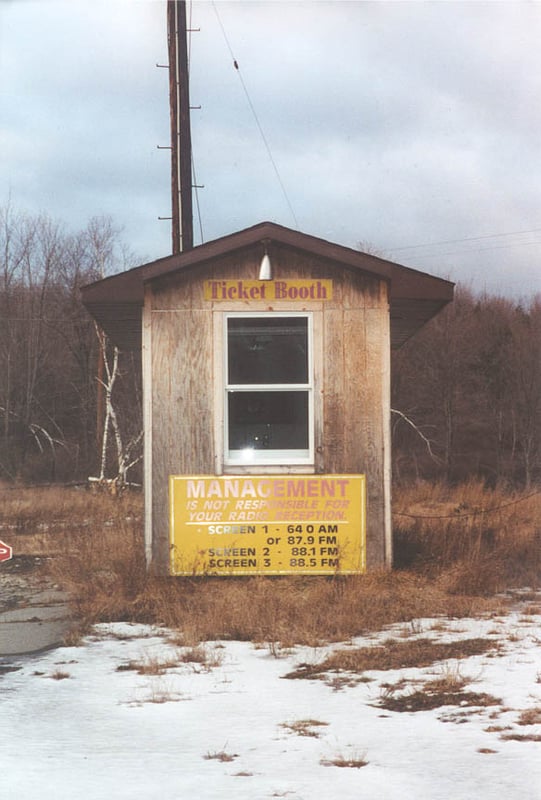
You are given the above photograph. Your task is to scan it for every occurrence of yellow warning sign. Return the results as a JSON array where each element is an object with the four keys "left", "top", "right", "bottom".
[{"left": 169, "top": 474, "right": 366, "bottom": 576}]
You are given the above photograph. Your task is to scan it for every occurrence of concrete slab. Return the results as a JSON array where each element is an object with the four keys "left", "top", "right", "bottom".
[
  {"left": 0, "top": 614, "right": 73, "bottom": 656},
  {"left": 0, "top": 559, "right": 75, "bottom": 656},
  {"left": 0, "top": 603, "right": 70, "bottom": 624}
]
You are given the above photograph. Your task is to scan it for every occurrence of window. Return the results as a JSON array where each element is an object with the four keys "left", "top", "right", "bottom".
[{"left": 225, "top": 313, "right": 313, "bottom": 466}]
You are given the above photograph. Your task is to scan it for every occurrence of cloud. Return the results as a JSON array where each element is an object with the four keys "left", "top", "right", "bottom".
[{"left": 1, "top": 0, "right": 540, "bottom": 297}]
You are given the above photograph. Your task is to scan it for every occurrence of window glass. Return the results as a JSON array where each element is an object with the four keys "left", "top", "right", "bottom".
[
  {"left": 225, "top": 314, "right": 312, "bottom": 465},
  {"left": 228, "top": 391, "right": 309, "bottom": 451},
  {"left": 228, "top": 317, "right": 308, "bottom": 384}
]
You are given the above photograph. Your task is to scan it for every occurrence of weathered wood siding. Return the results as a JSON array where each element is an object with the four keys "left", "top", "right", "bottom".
[
  {"left": 322, "top": 269, "right": 390, "bottom": 567},
  {"left": 148, "top": 244, "right": 391, "bottom": 570}
]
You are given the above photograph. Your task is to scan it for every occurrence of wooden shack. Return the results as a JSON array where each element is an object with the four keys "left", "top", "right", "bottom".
[{"left": 82, "top": 221, "right": 453, "bottom": 575}]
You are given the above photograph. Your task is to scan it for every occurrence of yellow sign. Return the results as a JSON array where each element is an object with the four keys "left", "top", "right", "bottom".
[
  {"left": 204, "top": 279, "right": 333, "bottom": 302},
  {"left": 169, "top": 474, "right": 366, "bottom": 576}
]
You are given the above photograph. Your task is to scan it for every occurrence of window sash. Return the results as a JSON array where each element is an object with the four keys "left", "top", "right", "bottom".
[{"left": 224, "top": 312, "right": 314, "bottom": 466}]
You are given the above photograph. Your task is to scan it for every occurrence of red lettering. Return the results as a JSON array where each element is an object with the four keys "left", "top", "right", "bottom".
[{"left": 208, "top": 281, "right": 227, "bottom": 300}]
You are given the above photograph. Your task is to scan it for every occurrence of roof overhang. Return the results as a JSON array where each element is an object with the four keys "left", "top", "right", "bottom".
[{"left": 81, "top": 221, "right": 454, "bottom": 351}]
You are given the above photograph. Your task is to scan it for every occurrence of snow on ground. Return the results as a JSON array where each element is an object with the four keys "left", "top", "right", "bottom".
[{"left": 2, "top": 598, "right": 541, "bottom": 800}]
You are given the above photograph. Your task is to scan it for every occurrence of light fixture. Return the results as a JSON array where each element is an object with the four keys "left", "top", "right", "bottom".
[{"left": 259, "top": 243, "right": 272, "bottom": 280}]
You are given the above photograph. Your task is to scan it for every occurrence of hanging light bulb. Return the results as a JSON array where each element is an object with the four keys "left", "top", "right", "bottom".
[{"left": 259, "top": 245, "right": 272, "bottom": 280}]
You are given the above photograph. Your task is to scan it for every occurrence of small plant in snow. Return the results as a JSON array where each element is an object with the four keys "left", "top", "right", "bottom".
[
  {"left": 517, "top": 707, "right": 541, "bottom": 726},
  {"left": 204, "top": 748, "right": 238, "bottom": 762},
  {"left": 178, "top": 644, "right": 223, "bottom": 670},
  {"left": 49, "top": 670, "right": 70, "bottom": 680},
  {"left": 281, "top": 719, "right": 329, "bottom": 738},
  {"left": 320, "top": 750, "right": 368, "bottom": 769}
]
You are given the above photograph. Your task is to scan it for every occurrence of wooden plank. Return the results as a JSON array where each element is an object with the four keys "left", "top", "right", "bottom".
[
  {"left": 151, "top": 307, "right": 214, "bottom": 570},
  {"left": 342, "top": 308, "right": 367, "bottom": 472},
  {"left": 380, "top": 304, "right": 393, "bottom": 567},
  {"left": 151, "top": 310, "right": 176, "bottom": 570},
  {"left": 322, "top": 307, "right": 345, "bottom": 473},
  {"left": 142, "top": 286, "right": 153, "bottom": 567},
  {"left": 152, "top": 268, "right": 200, "bottom": 310},
  {"left": 363, "top": 305, "right": 391, "bottom": 567}
]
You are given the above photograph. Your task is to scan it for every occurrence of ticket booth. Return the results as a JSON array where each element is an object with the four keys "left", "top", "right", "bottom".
[{"left": 82, "top": 221, "right": 453, "bottom": 575}]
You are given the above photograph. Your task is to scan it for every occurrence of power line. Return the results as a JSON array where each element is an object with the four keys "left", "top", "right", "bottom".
[
  {"left": 211, "top": 1, "right": 299, "bottom": 230},
  {"left": 393, "top": 489, "right": 541, "bottom": 520},
  {"left": 387, "top": 226, "right": 541, "bottom": 253},
  {"left": 404, "top": 239, "right": 541, "bottom": 262},
  {"left": 192, "top": 155, "right": 204, "bottom": 244}
]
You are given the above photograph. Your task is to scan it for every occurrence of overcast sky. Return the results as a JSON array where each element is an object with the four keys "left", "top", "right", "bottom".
[{"left": 1, "top": 0, "right": 540, "bottom": 298}]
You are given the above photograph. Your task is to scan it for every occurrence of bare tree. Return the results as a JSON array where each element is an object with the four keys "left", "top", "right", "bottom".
[
  {"left": 506, "top": 300, "right": 541, "bottom": 487},
  {"left": 392, "top": 287, "right": 541, "bottom": 487},
  {"left": 91, "top": 328, "right": 142, "bottom": 489},
  {"left": 0, "top": 206, "right": 142, "bottom": 483}
]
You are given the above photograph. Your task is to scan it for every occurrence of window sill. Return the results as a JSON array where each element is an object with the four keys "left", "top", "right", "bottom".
[{"left": 222, "top": 464, "right": 315, "bottom": 475}]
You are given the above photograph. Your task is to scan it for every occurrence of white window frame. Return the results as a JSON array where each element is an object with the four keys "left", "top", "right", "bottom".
[{"left": 223, "top": 311, "right": 314, "bottom": 468}]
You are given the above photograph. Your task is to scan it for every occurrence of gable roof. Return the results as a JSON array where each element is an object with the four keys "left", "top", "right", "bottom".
[{"left": 81, "top": 221, "right": 454, "bottom": 350}]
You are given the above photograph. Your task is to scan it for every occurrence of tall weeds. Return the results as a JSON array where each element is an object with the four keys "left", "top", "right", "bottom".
[
  {"left": 3, "top": 483, "right": 539, "bottom": 645},
  {"left": 393, "top": 481, "right": 541, "bottom": 593}
]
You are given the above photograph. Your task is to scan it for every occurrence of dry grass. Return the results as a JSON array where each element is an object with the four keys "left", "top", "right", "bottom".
[
  {"left": 517, "top": 707, "right": 541, "bottom": 726},
  {"left": 423, "top": 663, "right": 471, "bottom": 694},
  {"left": 177, "top": 644, "right": 223, "bottom": 668},
  {"left": 49, "top": 670, "right": 70, "bottom": 680},
  {"left": 393, "top": 481, "right": 541, "bottom": 594},
  {"left": 320, "top": 752, "right": 368, "bottom": 769},
  {"left": 379, "top": 686, "right": 501, "bottom": 713},
  {"left": 377, "top": 663, "right": 501, "bottom": 713},
  {"left": 142, "top": 679, "right": 180, "bottom": 705},
  {"left": 0, "top": 483, "right": 140, "bottom": 535},
  {"left": 67, "top": 568, "right": 501, "bottom": 646},
  {"left": 116, "top": 656, "right": 178, "bottom": 675},
  {"left": 203, "top": 750, "right": 238, "bottom": 762},
  {"left": 281, "top": 719, "right": 329, "bottom": 738},
  {"left": 283, "top": 637, "right": 496, "bottom": 680},
  {"left": 1, "top": 483, "right": 539, "bottom": 647}
]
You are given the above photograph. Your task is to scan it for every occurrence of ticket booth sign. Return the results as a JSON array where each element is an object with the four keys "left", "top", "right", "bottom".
[
  {"left": 169, "top": 474, "right": 366, "bottom": 576},
  {"left": 204, "top": 279, "right": 333, "bottom": 302}
]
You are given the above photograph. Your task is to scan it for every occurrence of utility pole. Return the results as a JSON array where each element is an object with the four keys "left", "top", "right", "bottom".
[{"left": 167, "top": 0, "right": 193, "bottom": 253}]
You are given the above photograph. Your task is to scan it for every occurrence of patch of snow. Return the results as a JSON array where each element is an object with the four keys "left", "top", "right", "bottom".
[{"left": 2, "top": 607, "right": 541, "bottom": 799}]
